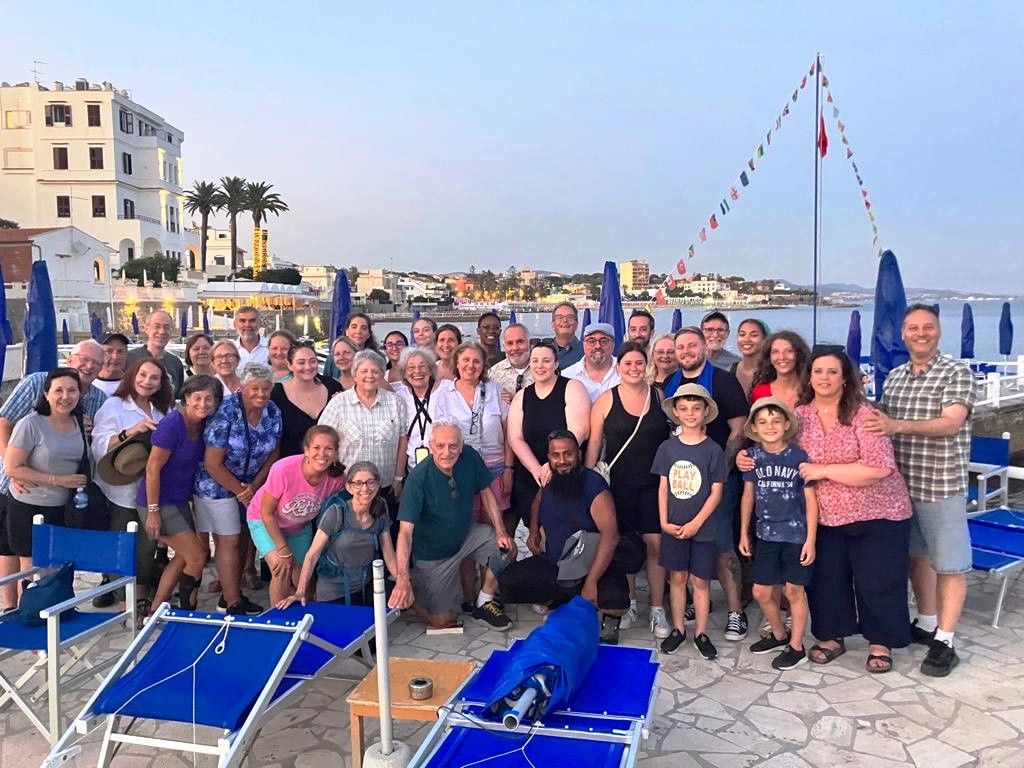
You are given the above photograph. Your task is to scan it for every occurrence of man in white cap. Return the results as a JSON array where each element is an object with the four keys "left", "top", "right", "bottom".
[{"left": 562, "top": 322, "right": 620, "bottom": 402}]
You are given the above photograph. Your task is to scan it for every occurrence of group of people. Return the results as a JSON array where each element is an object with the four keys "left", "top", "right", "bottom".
[{"left": 0, "top": 300, "right": 976, "bottom": 680}]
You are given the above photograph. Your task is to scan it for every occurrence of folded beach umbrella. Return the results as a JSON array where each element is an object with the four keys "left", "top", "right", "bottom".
[
  {"left": 671, "top": 308, "right": 683, "bottom": 334},
  {"left": 131, "top": 311, "right": 140, "bottom": 337},
  {"left": 322, "top": 270, "right": 352, "bottom": 378},
  {"left": 0, "top": 259, "right": 13, "bottom": 379},
  {"left": 91, "top": 313, "right": 103, "bottom": 341},
  {"left": 579, "top": 307, "right": 591, "bottom": 339},
  {"left": 870, "top": 250, "right": 908, "bottom": 400},
  {"left": 597, "top": 262, "right": 626, "bottom": 351},
  {"left": 960, "top": 304, "right": 975, "bottom": 360},
  {"left": 62, "top": 318, "right": 71, "bottom": 345},
  {"left": 999, "top": 302, "right": 1013, "bottom": 356},
  {"left": 180, "top": 308, "right": 188, "bottom": 339},
  {"left": 202, "top": 306, "right": 211, "bottom": 335},
  {"left": 846, "top": 310, "right": 862, "bottom": 365},
  {"left": 24, "top": 260, "right": 58, "bottom": 374}
]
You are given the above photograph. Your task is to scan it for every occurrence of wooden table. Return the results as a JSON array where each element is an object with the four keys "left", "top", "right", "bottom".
[{"left": 346, "top": 656, "right": 477, "bottom": 768}]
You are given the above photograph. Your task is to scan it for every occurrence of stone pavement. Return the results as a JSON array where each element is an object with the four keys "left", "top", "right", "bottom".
[{"left": 4, "top": 565, "right": 1023, "bottom": 767}]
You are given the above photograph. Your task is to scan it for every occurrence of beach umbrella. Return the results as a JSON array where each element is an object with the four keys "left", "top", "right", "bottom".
[
  {"left": 202, "top": 306, "right": 211, "bottom": 335},
  {"left": 412, "top": 309, "right": 421, "bottom": 320},
  {"left": 131, "top": 311, "right": 140, "bottom": 337},
  {"left": 90, "top": 313, "right": 103, "bottom": 341},
  {"left": 322, "top": 270, "right": 351, "bottom": 378},
  {"left": 509, "top": 311, "right": 517, "bottom": 324},
  {"left": 180, "top": 308, "right": 188, "bottom": 339},
  {"left": 671, "top": 308, "right": 683, "bottom": 334},
  {"left": 932, "top": 303, "right": 940, "bottom": 318},
  {"left": 999, "top": 302, "right": 1013, "bottom": 356},
  {"left": 579, "top": 307, "right": 591, "bottom": 338},
  {"left": 960, "top": 304, "right": 975, "bottom": 359},
  {"left": 846, "top": 310, "right": 862, "bottom": 365},
  {"left": 870, "top": 250, "right": 909, "bottom": 400},
  {"left": 597, "top": 261, "right": 626, "bottom": 351},
  {"left": 0, "top": 259, "right": 14, "bottom": 380},
  {"left": 61, "top": 318, "right": 71, "bottom": 345},
  {"left": 24, "top": 260, "right": 58, "bottom": 374}
]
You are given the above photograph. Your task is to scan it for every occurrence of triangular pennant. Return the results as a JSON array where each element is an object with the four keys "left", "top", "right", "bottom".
[
  {"left": 873, "top": 236, "right": 878, "bottom": 245},
  {"left": 739, "top": 171, "right": 749, "bottom": 187},
  {"left": 861, "top": 189, "right": 868, "bottom": 198},
  {"left": 800, "top": 75, "right": 807, "bottom": 89},
  {"left": 720, "top": 201, "right": 727, "bottom": 216},
  {"left": 864, "top": 200, "right": 871, "bottom": 210},
  {"left": 699, "top": 228, "right": 707, "bottom": 242},
  {"left": 841, "top": 135, "right": 849, "bottom": 145},
  {"left": 756, "top": 144, "right": 765, "bottom": 158},
  {"left": 856, "top": 174, "right": 863, "bottom": 184},
  {"left": 776, "top": 117, "right": 782, "bottom": 130},
  {"left": 828, "top": 93, "right": 835, "bottom": 104},
  {"left": 846, "top": 148, "right": 853, "bottom": 159},
  {"left": 688, "top": 245, "right": 695, "bottom": 258},
  {"left": 792, "top": 89, "right": 799, "bottom": 102},
  {"left": 868, "top": 211, "right": 876, "bottom": 221},
  {"left": 821, "top": 74, "right": 829, "bottom": 88},
  {"left": 851, "top": 161, "right": 859, "bottom": 173},
  {"left": 766, "top": 130, "right": 772, "bottom": 146},
  {"left": 838, "top": 120, "right": 846, "bottom": 133},
  {"left": 748, "top": 158, "right": 756, "bottom": 172},
  {"left": 709, "top": 214, "right": 719, "bottom": 230},
  {"left": 810, "top": 62, "right": 816, "bottom": 76},
  {"left": 723, "top": 198, "right": 730, "bottom": 212},
  {"left": 730, "top": 186, "right": 739, "bottom": 200}
]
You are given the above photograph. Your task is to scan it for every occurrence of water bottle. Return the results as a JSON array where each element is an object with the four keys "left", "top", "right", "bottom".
[{"left": 73, "top": 487, "right": 88, "bottom": 510}]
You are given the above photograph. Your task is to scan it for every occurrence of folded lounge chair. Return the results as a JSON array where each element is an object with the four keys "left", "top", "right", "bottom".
[{"left": 968, "top": 511, "right": 1024, "bottom": 627}]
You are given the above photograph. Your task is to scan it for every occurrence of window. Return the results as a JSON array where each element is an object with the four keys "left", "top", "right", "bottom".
[
  {"left": 165, "top": 131, "right": 173, "bottom": 143},
  {"left": 123, "top": 199, "right": 135, "bottom": 219},
  {"left": 52, "top": 146, "right": 69, "bottom": 170},
  {"left": 89, "top": 146, "right": 104, "bottom": 170},
  {"left": 87, "top": 104, "right": 101, "bottom": 127},
  {"left": 121, "top": 152, "right": 133, "bottom": 174},
  {"left": 214, "top": 256, "right": 225, "bottom": 266},
  {"left": 4, "top": 110, "right": 30, "bottom": 128},
  {"left": 167, "top": 205, "right": 178, "bottom": 233},
  {"left": 118, "top": 109, "right": 134, "bottom": 134},
  {"left": 44, "top": 104, "right": 72, "bottom": 126},
  {"left": 56, "top": 196, "right": 71, "bottom": 218},
  {"left": 126, "top": 246, "right": 135, "bottom": 261},
  {"left": 92, "top": 195, "right": 106, "bottom": 217}
]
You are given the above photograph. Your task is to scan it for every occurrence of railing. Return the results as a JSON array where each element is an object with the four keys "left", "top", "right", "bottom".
[
  {"left": 117, "top": 213, "right": 162, "bottom": 225},
  {"left": 974, "top": 356, "right": 1024, "bottom": 408}
]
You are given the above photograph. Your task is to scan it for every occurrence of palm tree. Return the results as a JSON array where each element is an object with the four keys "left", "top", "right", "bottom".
[
  {"left": 245, "top": 181, "right": 289, "bottom": 277},
  {"left": 183, "top": 181, "right": 224, "bottom": 272},
  {"left": 219, "top": 176, "right": 249, "bottom": 274}
]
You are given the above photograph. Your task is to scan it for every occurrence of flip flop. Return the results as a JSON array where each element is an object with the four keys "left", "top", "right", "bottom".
[
  {"left": 866, "top": 653, "right": 893, "bottom": 673},
  {"left": 808, "top": 639, "right": 846, "bottom": 664}
]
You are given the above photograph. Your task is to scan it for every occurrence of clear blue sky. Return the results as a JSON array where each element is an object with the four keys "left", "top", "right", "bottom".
[{"left": 6, "top": 2, "right": 1021, "bottom": 292}]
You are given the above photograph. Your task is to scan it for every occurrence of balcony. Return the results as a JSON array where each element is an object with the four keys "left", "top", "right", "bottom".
[{"left": 118, "top": 213, "right": 161, "bottom": 226}]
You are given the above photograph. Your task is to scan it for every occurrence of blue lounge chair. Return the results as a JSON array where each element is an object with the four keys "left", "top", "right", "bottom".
[
  {"left": 967, "top": 434, "right": 1011, "bottom": 513},
  {"left": 968, "top": 513, "right": 1024, "bottom": 627}
]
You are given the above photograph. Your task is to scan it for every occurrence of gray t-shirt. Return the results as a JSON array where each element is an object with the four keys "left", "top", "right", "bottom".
[
  {"left": 8, "top": 413, "right": 86, "bottom": 506},
  {"left": 708, "top": 349, "right": 742, "bottom": 371},
  {"left": 650, "top": 435, "right": 727, "bottom": 542},
  {"left": 315, "top": 498, "right": 388, "bottom": 602}
]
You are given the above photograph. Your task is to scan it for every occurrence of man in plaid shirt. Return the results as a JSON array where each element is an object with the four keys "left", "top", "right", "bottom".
[{"left": 864, "top": 304, "right": 976, "bottom": 678}]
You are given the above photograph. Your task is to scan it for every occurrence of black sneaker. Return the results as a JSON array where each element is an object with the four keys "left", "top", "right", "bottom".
[
  {"left": 921, "top": 639, "right": 959, "bottom": 677},
  {"left": 724, "top": 610, "right": 748, "bottom": 641},
  {"left": 660, "top": 628, "right": 687, "bottom": 654},
  {"left": 684, "top": 600, "right": 712, "bottom": 623},
  {"left": 461, "top": 601, "right": 475, "bottom": 614},
  {"left": 910, "top": 619, "right": 936, "bottom": 645},
  {"left": 750, "top": 632, "right": 791, "bottom": 655},
  {"left": 694, "top": 632, "right": 718, "bottom": 660},
  {"left": 472, "top": 600, "right": 512, "bottom": 631},
  {"left": 599, "top": 613, "right": 621, "bottom": 645},
  {"left": 772, "top": 645, "right": 807, "bottom": 670},
  {"left": 219, "top": 595, "right": 263, "bottom": 615},
  {"left": 92, "top": 577, "right": 115, "bottom": 608}
]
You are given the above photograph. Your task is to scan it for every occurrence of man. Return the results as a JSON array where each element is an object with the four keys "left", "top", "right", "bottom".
[
  {"left": 233, "top": 305, "right": 268, "bottom": 372},
  {"left": 550, "top": 302, "right": 583, "bottom": 369},
  {"left": 126, "top": 310, "right": 185, "bottom": 393},
  {"left": 664, "top": 327, "right": 750, "bottom": 641},
  {"left": 489, "top": 323, "right": 534, "bottom": 401},
  {"left": 93, "top": 332, "right": 131, "bottom": 396},
  {"left": 562, "top": 322, "right": 620, "bottom": 402},
  {"left": 863, "top": 304, "right": 976, "bottom": 677},
  {"left": 627, "top": 310, "right": 655, "bottom": 348},
  {"left": 392, "top": 419, "right": 515, "bottom": 632},
  {"left": 701, "top": 311, "right": 741, "bottom": 371},
  {"left": 496, "top": 430, "right": 636, "bottom": 644},
  {"left": 477, "top": 311, "right": 505, "bottom": 367}
]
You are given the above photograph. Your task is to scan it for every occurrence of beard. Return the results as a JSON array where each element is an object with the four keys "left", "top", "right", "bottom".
[{"left": 547, "top": 465, "right": 584, "bottom": 500}]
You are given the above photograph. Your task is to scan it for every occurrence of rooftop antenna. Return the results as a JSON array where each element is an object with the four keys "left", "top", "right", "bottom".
[{"left": 31, "top": 60, "right": 47, "bottom": 84}]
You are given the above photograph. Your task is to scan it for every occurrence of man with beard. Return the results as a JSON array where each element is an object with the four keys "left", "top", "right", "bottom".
[
  {"left": 664, "top": 327, "right": 750, "bottom": 643},
  {"left": 495, "top": 430, "right": 634, "bottom": 644},
  {"left": 489, "top": 323, "right": 534, "bottom": 402},
  {"left": 126, "top": 310, "right": 185, "bottom": 393},
  {"left": 232, "top": 305, "right": 268, "bottom": 372},
  {"left": 477, "top": 311, "right": 505, "bottom": 367},
  {"left": 562, "top": 322, "right": 621, "bottom": 402},
  {"left": 701, "top": 311, "right": 742, "bottom": 371},
  {"left": 627, "top": 310, "right": 655, "bottom": 348}
]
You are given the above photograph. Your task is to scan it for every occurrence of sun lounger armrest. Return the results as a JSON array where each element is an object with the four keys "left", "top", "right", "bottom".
[
  {"left": 0, "top": 566, "right": 42, "bottom": 588},
  {"left": 976, "top": 467, "right": 1008, "bottom": 481},
  {"left": 39, "top": 577, "right": 134, "bottom": 619}
]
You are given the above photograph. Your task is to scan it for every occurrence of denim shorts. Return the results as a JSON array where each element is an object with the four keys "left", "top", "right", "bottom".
[{"left": 908, "top": 494, "right": 971, "bottom": 574}]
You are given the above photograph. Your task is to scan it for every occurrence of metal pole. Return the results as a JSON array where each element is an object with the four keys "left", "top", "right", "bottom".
[
  {"left": 812, "top": 52, "right": 822, "bottom": 344},
  {"left": 372, "top": 559, "right": 393, "bottom": 755}
]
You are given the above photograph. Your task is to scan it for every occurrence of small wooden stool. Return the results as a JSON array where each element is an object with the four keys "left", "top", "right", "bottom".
[{"left": 346, "top": 657, "right": 477, "bottom": 768}]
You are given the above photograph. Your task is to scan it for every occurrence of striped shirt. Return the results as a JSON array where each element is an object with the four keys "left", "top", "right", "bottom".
[{"left": 318, "top": 388, "right": 409, "bottom": 485}]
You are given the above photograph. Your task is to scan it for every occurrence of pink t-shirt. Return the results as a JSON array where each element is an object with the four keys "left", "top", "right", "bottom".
[{"left": 246, "top": 455, "right": 346, "bottom": 535}]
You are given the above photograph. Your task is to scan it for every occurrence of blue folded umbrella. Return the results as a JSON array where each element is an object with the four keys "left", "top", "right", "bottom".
[
  {"left": 846, "top": 310, "right": 861, "bottom": 365},
  {"left": 671, "top": 308, "right": 682, "bottom": 334},
  {"left": 597, "top": 262, "right": 625, "bottom": 351},
  {"left": 960, "top": 304, "right": 975, "bottom": 359},
  {"left": 870, "top": 250, "right": 908, "bottom": 399},
  {"left": 999, "top": 302, "right": 1013, "bottom": 356},
  {"left": 0, "top": 259, "right": 12, "bottom": 378},
  {"left": 61, "top": 318, "right": 71, "bottom": 345},
  {"left": 24, "top": 261, "right": 58, "bottom": 374}
]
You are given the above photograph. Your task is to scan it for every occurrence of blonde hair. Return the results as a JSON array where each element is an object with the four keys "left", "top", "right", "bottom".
[{"left": 646, "top": 333, "right": 678, "bottom": 384}]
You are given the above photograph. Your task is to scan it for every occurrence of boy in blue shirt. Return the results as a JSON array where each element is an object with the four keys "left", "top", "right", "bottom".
[{"left": 738, "top": 397, "right": 818, "bottom": 670}]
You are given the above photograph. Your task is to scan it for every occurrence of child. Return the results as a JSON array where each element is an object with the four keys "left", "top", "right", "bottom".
[
  {"left": 651, "top": 384, "right": 726, "bottom": 659},
  {"left": 738, "top": 397, "right": 818, "bottom": 670}
]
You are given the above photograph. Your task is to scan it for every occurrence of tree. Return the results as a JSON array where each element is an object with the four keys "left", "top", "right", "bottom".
[
  {"left": 368, "top": 288, "right": 391, "bottom": 303},
  {"left": 346, "top": 266, "right": 360, "bottom": 286},
  {"left": 122, "top": 253, "right": 180, "bottom": 286},
  {"left": 183, "top": 181, "right": 224, "bottom": 272},
  {"left": 219, "top": 176, "right": 248, "bottom": 274},
  {"left": 244, "top": 181, "right": 289, "bottom": 277},
  {"left": 258, "top": 267, "right": 301, "bottom": 285},
  {"left": 0, "top": 218, "right": 18, "bottom": 229}
]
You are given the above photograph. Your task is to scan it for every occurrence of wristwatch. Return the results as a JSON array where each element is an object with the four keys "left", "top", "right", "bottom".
[{"left": 119, "top": 429, "right": 129, "bottom": 442}]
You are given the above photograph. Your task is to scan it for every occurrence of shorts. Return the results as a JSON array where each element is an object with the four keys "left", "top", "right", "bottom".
[
  {"left": 194, "top": 496, "right": 243, "bottom": 536},
  {"left": 714, "top": 471, "right": 742, "bottom": 554},
  {"left": 658, "top": 536, "right": 717, "bottom": 580},
  {"left": 5, "top": 495, "right": 65, "bottom": 557},
  {"left": 0, "top": 494, "right": 13, "bottom": 556},
  {"left": 409, "top": 523, "right": 503, "bottom": 616},
  {"left": 472, "top": 466, "right": 512, "bottom": 519},
  {"left": 498, "top": 554, "right": 630, "bottom": 611},
  {"left": 753, "top": 538, "right": 812, "bottom": 586},
  {"left": 612, "top": 483, "right": 660, "bottom": 535},
  {"left": 137, "top": 503, "right": 195, "bottom": 538},
  {"left": 908, "top": 494, "right": 971, "bottom": 574},
  {"left": 247, "top": 518, "right": 314, "bottom": 566}
]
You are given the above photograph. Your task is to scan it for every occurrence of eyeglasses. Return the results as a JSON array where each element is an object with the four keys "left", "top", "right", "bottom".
[
  {"left": 447, "top": 476, "right": 459, "bottom": 500},
  {"left": 515, "top": 373, "right": 525, "bottom": 391},
  {"left": 552, "top": 314, "right": 577, "bottom": 322},
  {"left": 585, "top": 337, "right": 613, "bottom": 347},
  {"left": 213, "top": 354, "right": 239, "bottom": 362},
  {"left": 469, "top": 410, "right": 481, "bottom": 435},
  {"left": 348, "top": 479, "right": 380, "bottom": 491},
  {"left": 384, "top": 341, "right": 407, "bottom": 350},
  {"left": 702, "top": 327, "right": 729, "bottom": 335}
]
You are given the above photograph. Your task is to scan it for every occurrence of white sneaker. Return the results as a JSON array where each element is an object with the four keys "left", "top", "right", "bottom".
[
  {"left": 650, "top": 607, "right": 671, "bottom": 640},
  {"left": 619, "top": 603, "right": 639, "bottom": 630}
]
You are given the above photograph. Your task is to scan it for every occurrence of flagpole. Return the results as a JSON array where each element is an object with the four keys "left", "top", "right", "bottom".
[{"left": 812, "top": 52, "right": 822, "bottom": 344}]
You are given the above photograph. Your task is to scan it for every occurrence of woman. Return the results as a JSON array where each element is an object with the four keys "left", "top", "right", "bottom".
[
  {"left": 345, "top": 312, "right": 379, "bottom": 352},
  {"left": 391, "top": 346, "right": 438, "bottom": 472},
  {"left": 507, "top": 342, "right": 591, "bottom": 527},
  {"left": 184, "top": 333, "right": 214, "bottom": 378},
  {"left": 141, "top": 375, "right": 222, "bottom": 615},
  {"left": 382, "top": 330, "right": 408, "bottom": 384},
  {"left": 194, "top": 363, "right": 282, "bottom": 615},
  {"left": 435, "top": 324, "right": 462, "bottom": 381},
  {"left": 210, "top": 338, "right": 242, "bottom": 395},
  {"left": 277, "top": 461, "right": 406, "bottom": 608},
  {"left": 646, "top": 334, "right": 679, "bottom": 392},
  {"left": 92, "top": 358, "right": 173, "bottom": 611},
  {"left": 247, "top": 426, "right": 346, "bottom": 604},
  {"left": 733, "top": 319, "right": 769, "bottom": 396},
  {"left": 4, "top": 369, "right": 89, "bottom": 571},
  {"left": 331, "top": 336, "right": 358, "bottom": 391},
  {"left": 319, "top": 350, "right": 409, "bottom": 516},
  {"left": 411, "top": 317, "right": 438, "bottom": 350},
  {"left": 750, "top": 331, "right": 810, "bottom": 408},
  {"left": 586, "top": 342, "right": 670, "bottom": 638},
  {"left": 271, "top": 342, "right": 342, "bottom": 458},
  {"left": 267, "top": 330, "right": 297, "bottom": 383}
]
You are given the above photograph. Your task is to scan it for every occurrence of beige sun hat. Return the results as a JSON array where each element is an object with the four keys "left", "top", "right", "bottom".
[
  {"left": 661, "top": 383, "right": 719, "bottom": 425},
  {"left": 744, "top": 396, "right": 800, "bottom": 442}
]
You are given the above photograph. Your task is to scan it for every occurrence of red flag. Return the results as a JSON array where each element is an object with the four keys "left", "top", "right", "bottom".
[
  {"left": 800, "top": 75, "right": 807, "bottom": 90},
  {"left": 699, "top": 228, "right": 707, "bottom": 242},
  {"left": 817, "top": 111, "right": 828, "bottom": 158},
  {"left": 861, "top": 189, "right": 868, "bottom": 198},
  {"left": 666, "top": 276, "right": 677, "bottom": 291},
  {"left": 810, "top": 62, "right": 816, "bottom": 76},
  {"left": 655, "top": 289, "right": 665, "bottom": 304},
  {"left": 676, "top": 259, "right": 686, "bottom": 275},
  {"left": 709, "top": 214, "right": 719, "bottom": 230}
]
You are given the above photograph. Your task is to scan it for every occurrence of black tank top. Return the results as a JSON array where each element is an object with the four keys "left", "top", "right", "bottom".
[
  {"left": 603, "top": 385, "right": 669, "bottom": 489},
  {"left": 519, "top": 376, "right": 570, "bottom": 468}
]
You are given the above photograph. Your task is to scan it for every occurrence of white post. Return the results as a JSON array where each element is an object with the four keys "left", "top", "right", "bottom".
[
  {"left": 986, "top": 372, "right": 1001, "bottom": 406},
  {"left": 1017, "top": 355, "right": 1024, "bottom": 387},
  {"left": 372, "top": 559, "right": 393, "bottom": 755}
]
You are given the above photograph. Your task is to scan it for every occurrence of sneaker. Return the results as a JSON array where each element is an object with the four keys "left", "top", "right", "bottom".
[
  {"left": 472, "top": 600, "right": 512, "bottom": 631},
  {"left": 461, "top": 602, "right": 475, "bottom": 614},
  {"left": 921, "top": 639, "right": 959, "bottom": 677},
  {"left": 750, "top": 632, "right": 791, "bottom": 655},
  {"left": 684, "top": 600, "right": 712, "bottom": 624},
  {"left": 660, "top": 628, "right": 687, "bottom": 654},
  {"left": 92, "top": 577, "right": 115, "bottom": 608},
  {"left": 219, "top": 595, "right": 263, "bottom": 615},
  {"left": 724, "top": 610, "right": 748, "bottom": 641},
  {"left": 650, "top": 607, "right": 672, "bottom": 640},
  {"left": 619, "top": 603, "right": 639, "bottom": 630},
  {"left": 694, "top": 632, "right": 718, "bottom": 660},
  {"left": 772, "top": 645, "right": 807, "bottom": 670},
  {"left": 599, "top": 614, "right": 621, "bottom": 645},
  {"left": 910, "top": 619, "right": 937, "bottom": 645}
]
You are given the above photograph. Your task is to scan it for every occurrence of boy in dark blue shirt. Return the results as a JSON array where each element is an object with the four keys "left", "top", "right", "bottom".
[{"left": 739, "top": 397, "right": 818, "bottom": 670}]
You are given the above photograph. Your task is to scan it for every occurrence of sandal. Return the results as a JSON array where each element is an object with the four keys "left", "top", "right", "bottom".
[
  {"left": 808, "top": 639, "right": 846, "bottom": 664},
  {"left": 866, "top": 653, "right": 893, "bottom": 674},
  {"left": 135, "top": 598, "right": 152, "bottom": 630}
]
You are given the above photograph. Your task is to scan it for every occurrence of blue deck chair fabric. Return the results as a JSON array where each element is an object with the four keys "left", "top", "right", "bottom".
[
  {"left": 421, "top": 727, "right": 627, "bottom": 768},
  {"left": 33, "top": 523, "right": 137, "bottom": 575},
  {"left": 261, "top": 603, "right": 375, "bottom": 675},
  {"left": 0, "top": 611, "right": 113, "bottom": 651}
]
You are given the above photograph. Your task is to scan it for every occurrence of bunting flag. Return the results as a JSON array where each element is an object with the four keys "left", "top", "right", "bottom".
[
  {"left": 756, "top": 144, "right": 765, "bottom": 158},
  {"left": 699, "top": 228, "right": 707, "bottom": 242},
  {"left": 792, "top": 89, "right": 799, "bottom": 102},
  {"left": 766, "top": 130, "right": 772, "bottom": 145},
  {"left": 818, "top": 111, "right": 828, "bottom": 158},
  {"left": 776, "top": 116, "right": 782, "bottom": 130},
  {"left": 666, "top": 276, "right": 677, "bottom": 290},
  {"left": 748, "top": 158, "right": 756, "bottom": 171},
  {"left": 739, "top": 171, "right": 749, "bottom": 186},
  {"left": 838, "top": 120, "right": 846, "bottom": 133},
  {"left": 821, "top": 74, "right": 829, "bottom": 87},
  {"left": 841, "top": 135, "right": 849, "bottom": 145},
  {"left": 676, "top": 259, "right": 686, "bottom": 274},
  {"left": 709, "top": 214, "right": 719, "bottom": 230},
  {"left": 800, "top": 75, "right": 807, "bottom": 89},
  {"left": 730, "top": 186, "right": 739, "bottom": 200},
  {"left": 847, "top": 148, "right": 853, "bottom": 158},
  {"left": 809, "top": 62, "right": 816, "bottom": 76},
  {"left": 688, "top": 244, "right": 695, "bottom": 258}
]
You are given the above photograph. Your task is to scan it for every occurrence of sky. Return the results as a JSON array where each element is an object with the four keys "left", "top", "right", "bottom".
[{"left": 5, "top": 2, "right": 1022, "bottom": 292}]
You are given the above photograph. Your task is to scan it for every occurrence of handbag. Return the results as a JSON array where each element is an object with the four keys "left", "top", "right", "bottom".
[
  {"left": 593, "top": 386, "right": 652, "bottom": 484},
  {"left": 16, "top": 561, "right": 75, "bottom": 627},
  {"left": 64, "top": 416, "right": 110, "bottom": 531}
]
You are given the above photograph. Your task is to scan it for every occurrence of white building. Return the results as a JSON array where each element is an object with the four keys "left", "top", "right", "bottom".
[
  {"left": 356, "top": 268, "right": 398, "bottom": 300},
  {"left": 186, "top": 226, "right": 248, "bottom": 280},
  {"left": 688, "top": 278, "right": 721, "bottom": 296},
  {"left": 394, "top": 276, "right": 449, "bottom": 304},
  {"left": 0, "top": 77, "right": 199, "bottom": 269},
  {"left": 298, "top": 264, "right": 337, "bottom": 300}
]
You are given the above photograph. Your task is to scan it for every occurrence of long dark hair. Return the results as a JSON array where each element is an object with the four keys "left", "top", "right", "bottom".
[
  {"left": 35, "top": 367, "right": 84, "bottom": 417},
  {"left": 303, "top": 425, "right": 346, "bottom": 477},
  {"left": 751, "top": 330, "right": 811, "bottom": 390},
  {"left": 345, "top": 312, "right": 379, "bottom": 352},
  {"left": 799, "top": 345, "right": 866, "bottom": 426},
  {"left": 113, "top": 358, "right": 175, "bottom": 413}
]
